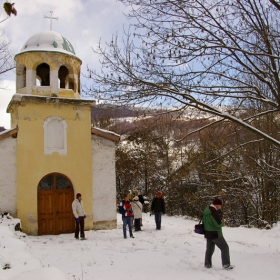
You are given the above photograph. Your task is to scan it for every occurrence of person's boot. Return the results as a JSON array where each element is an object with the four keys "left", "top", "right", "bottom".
[{"left": 223, "top": 264, "right": 235, "bottom": 270}]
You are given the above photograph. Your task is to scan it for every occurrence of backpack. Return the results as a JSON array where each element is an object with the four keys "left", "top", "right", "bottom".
[{"left": 118, "top": 200, "right": 125, "bottom": 214}]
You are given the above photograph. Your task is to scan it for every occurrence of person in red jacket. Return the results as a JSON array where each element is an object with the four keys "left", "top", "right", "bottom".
[{"left": 119, "top": 194, "right": 134, "bottom": 238}]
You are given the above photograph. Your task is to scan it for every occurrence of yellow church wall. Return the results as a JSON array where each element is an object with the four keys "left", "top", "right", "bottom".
[
  {"left": 58, "top": 88, "right": 75, "bottom": 98},
  {"left": 13, "top": 99, "right": 94, "bottom": 235},
  {"left": 31, "top": 86, "right": 52, "bottom": 96}
]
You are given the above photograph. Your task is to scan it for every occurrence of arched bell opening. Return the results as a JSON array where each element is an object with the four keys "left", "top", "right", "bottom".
[
  {"left": 58, "top": 66, "right": 69, "bottom": 89},
  {"left": 36, "top": 63, "right": 50, "bottom": 86}
]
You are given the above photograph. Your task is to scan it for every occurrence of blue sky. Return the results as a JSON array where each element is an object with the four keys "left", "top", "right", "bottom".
[{"left": 0, "top": 0, "right": 128, "bottom": 128}]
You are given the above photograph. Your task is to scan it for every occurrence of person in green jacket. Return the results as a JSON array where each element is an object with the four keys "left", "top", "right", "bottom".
[{"left": 202, "top": 198, "right": 234, "bottom": 270}]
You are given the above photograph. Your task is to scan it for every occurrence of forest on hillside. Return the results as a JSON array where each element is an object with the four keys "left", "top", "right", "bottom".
[{"left": 92, "top": 105, "right": 280, "bottom": 229}]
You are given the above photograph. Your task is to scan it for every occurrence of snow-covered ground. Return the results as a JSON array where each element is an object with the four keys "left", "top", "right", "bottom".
[{"left": 0, "top": 213, "right": 279, "bottom": 280}]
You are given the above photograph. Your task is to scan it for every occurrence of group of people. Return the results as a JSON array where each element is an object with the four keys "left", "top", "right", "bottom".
[
  {"left": 119, "top": 190, "right": 166, "bottom": 238},
  {"left": 72, "top": 191, "right": 234, "bottom": 270}
]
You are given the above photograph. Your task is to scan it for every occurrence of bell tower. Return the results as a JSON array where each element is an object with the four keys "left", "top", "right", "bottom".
[{"left": 14, "top": 31, "right": 81, "bottom": 99}]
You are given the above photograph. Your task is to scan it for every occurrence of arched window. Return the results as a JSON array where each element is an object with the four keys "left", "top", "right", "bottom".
[
  {"left": 43, "top": 116, "right": 67, "bottom": 155},
  {"left": 58, "top": 66, "right": 69, "bottom": 88},
  {"left": 36, "top": 63, "right": 50, "bottom": 86},
  {"left": 38, "top": 173, "right": 72, "bottom": 190}
]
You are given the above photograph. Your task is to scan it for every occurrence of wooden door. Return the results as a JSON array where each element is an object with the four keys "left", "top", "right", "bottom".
[
  {"left": 38, "top": 173, "right": 75, "bottom": 235},
  {"left": 38, "top": 190, "right": 56, "bottom": 235},
  {"left": 56, "top": 189, "right": 74, "bottom": 234}
]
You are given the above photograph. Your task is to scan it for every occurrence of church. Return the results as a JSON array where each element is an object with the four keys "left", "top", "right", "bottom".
[{"left": 0, "top": 30, "right": 119, "bottom": 235}]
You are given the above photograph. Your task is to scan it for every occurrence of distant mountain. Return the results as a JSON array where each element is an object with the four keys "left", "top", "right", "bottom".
[
  {"left": 91, "top": 104, "right": 212, "bottom": 138},
  {"left": 91, "top": 104, "right": 142, "bottom": 121}
]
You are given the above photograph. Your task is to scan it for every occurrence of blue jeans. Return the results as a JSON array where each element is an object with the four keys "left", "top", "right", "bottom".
[
  {"left": 155, "top": 212, "right": 162, "bottom": 229},
  {"left": 122, "top": 216, "right": 133, "bottom": 237},
  {"left": 205, "top": 236, "right": 230, "bottom": 267}
]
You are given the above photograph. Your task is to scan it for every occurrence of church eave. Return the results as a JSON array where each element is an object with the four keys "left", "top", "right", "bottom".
[
  {"left": 0, "top": 127, "right": 18, "bottom": 141},
  {"left": 91, "top": 127, "right": 120, "bottom": 143},
  {"left": 7, "top": 94, "right": 96, "bottom": 113},
  {"left": 15, "top": 50, "right": 82, "bottom": 63}
]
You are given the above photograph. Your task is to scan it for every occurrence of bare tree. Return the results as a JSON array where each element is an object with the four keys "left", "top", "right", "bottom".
[
  {"left": 0, "top": 4, "right": 16, "bottom": 83},
  {"left": 86, "top": 0, "right": 280, "bottom": 146},
  {"left": 0, "top": 30, "right": 14, "bottom": 78}
]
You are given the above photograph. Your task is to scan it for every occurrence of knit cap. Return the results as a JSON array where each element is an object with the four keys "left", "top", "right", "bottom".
[{"left": 212, "top": 198, "right": 222, "bottom": 205}]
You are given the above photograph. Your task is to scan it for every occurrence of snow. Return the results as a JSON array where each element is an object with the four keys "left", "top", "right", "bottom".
[
  {"left": 19, "top": 31, "right": 78, "bottom": 58},
  {"left": 0, "top": 213, "right": 279, "bottom": 280}
]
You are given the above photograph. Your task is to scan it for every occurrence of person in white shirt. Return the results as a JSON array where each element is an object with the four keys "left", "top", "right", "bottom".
[{"left": 72, "top": 193, "right": 86, "bottom": 240}]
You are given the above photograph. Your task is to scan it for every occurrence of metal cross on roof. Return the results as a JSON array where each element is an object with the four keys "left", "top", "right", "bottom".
[{"left": 44, "top": 11, "right": 58, "bottom": 31}]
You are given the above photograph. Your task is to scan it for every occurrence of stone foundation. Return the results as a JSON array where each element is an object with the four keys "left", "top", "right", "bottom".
[{"left": 92, "top": 219, "right": 117, "bottom": 230}]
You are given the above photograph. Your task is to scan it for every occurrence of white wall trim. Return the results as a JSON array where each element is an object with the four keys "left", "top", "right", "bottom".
[{"left": 43, "top": 116, "right": 67, "bottom": 155}]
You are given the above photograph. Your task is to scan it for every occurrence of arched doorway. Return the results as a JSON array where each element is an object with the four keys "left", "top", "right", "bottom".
[{"left": 37, "top": 173, "right": 75, "bottom": 235}]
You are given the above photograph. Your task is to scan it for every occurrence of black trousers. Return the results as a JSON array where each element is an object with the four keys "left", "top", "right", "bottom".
[
  {"left": 134, "top": 218, "right": 141, "bottom": 230},
  {"left": 205, "top": 236, "right": 230, "bottom": 267},
  {"left": 75, "top": 216, "right": 85, "bottom": 238}
]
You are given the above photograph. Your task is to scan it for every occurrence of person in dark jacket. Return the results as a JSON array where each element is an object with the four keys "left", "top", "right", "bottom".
[
  {"left": 151, "top": 191, "right": 165, "bottom": 230},
  {"left": 202, "top": 198, "right": 234, "bottom": 270},
  {"left": 119, "top": 194, "right": 134, "bottom": 238}
]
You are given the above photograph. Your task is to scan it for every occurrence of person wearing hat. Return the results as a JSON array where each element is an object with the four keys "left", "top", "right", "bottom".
[
  {"left": 72, "top": 193, "right": 86, "bottom": 240},
  {"left": 131, "top": 196, "right": 143, "bottom": 231},
  {"left": 202, "top": 198, "right": 234, "bottom": 270},
  {"left": 151, "top": 191, "right": 165, "bottom": 230}
]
